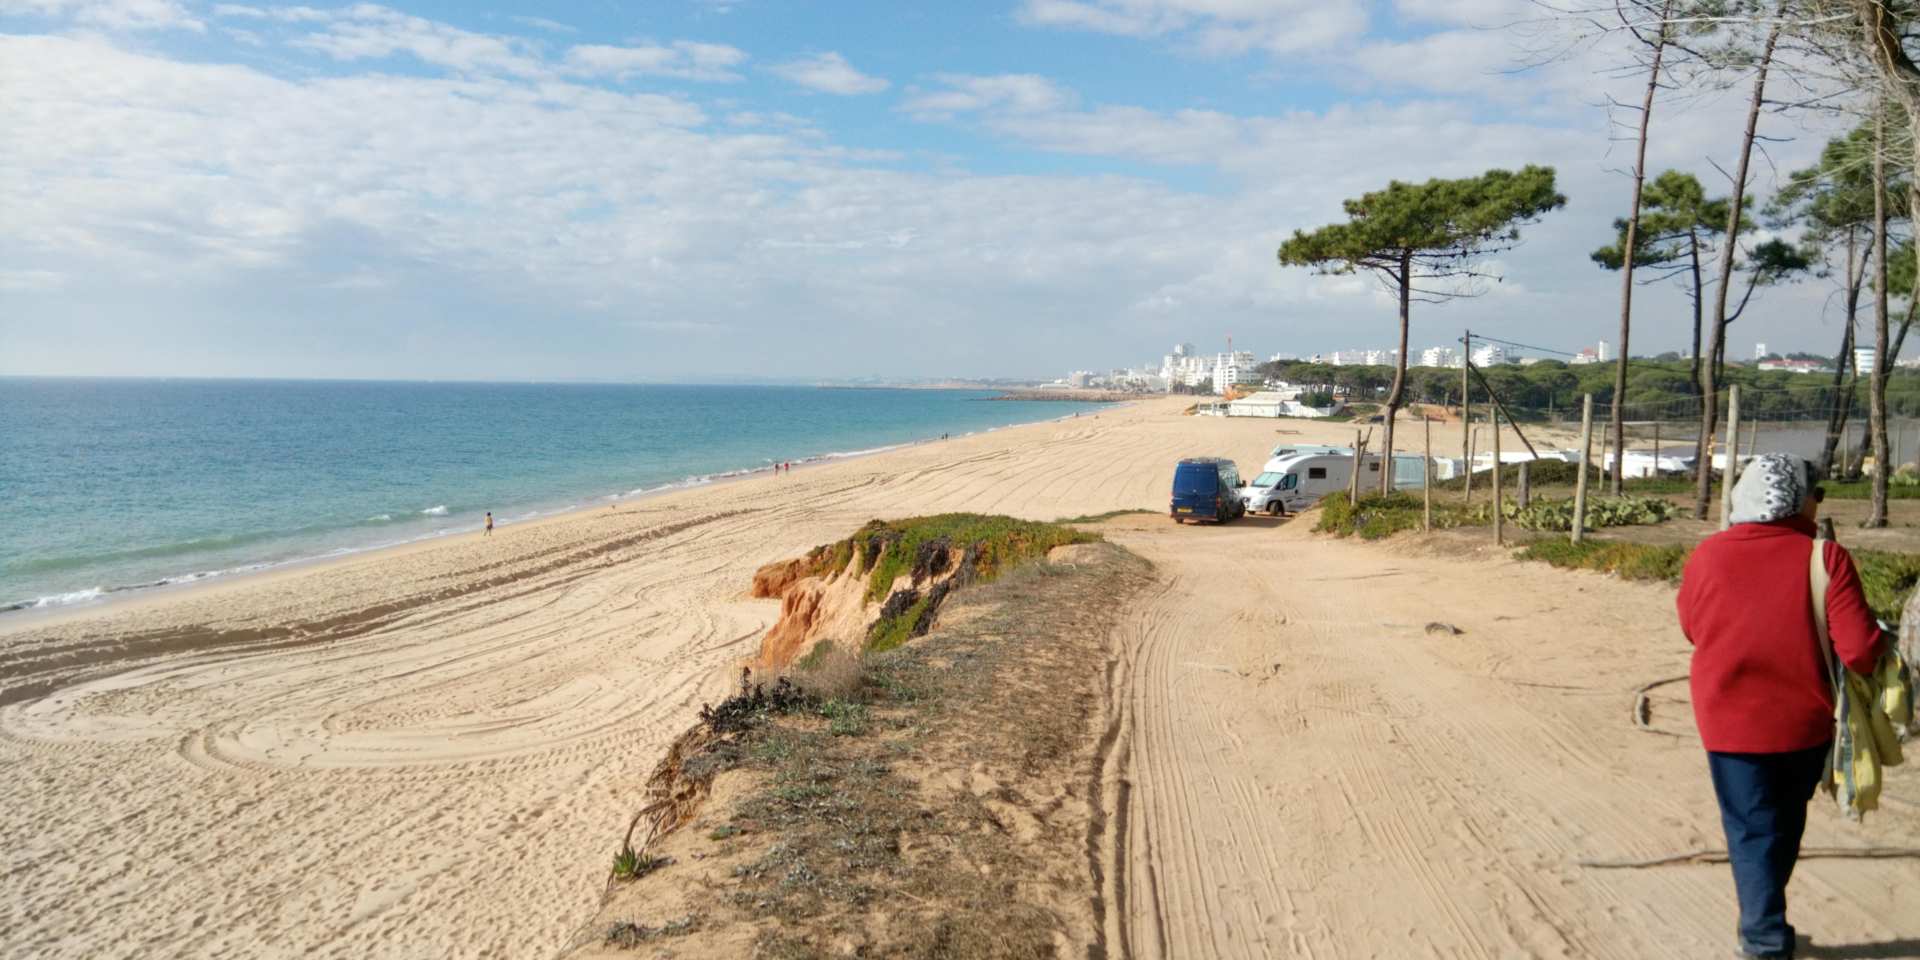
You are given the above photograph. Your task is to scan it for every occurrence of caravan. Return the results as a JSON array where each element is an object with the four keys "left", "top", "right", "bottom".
[{"left": 1242, "top": 448, "right": 1430, "bottom": 516}]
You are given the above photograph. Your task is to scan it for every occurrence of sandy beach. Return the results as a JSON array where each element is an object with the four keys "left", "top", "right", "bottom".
[
  {"left": 6, "top": 396, "right": 1918, "bottom": 958},
  {"left": 0, "top": 397, "right": 1273, "bottom": 957}
]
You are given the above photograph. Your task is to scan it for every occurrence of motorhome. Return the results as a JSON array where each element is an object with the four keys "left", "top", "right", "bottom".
[{"left": 1243, "top": 449, "right": 1430, "bottom": 515}]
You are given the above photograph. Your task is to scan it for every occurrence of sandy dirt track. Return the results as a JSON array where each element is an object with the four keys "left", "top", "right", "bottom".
[
  {"left": 1096, "top": 519, "right": 1920, "bottom": 959},
  {"left": 4, "top": 396, "right": 1916, "bottom": 958}
]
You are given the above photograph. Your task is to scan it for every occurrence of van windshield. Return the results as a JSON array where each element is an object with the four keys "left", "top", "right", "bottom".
[
  {"left": 1252, "top": 471, "right": 1284, "bottom": 488},
  {"left": 1173, "top": 465, "right": 1219, "bottom": 495}
]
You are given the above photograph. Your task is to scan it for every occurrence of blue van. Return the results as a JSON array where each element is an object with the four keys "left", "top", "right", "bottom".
[{"left": 1170, "top": 457, "right": 1245, "bottom": 524}]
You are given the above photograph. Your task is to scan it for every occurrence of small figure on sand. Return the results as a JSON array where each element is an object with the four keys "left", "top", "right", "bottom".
[{"left": 484, "top": 512, "right": 494, "bottom": 537}]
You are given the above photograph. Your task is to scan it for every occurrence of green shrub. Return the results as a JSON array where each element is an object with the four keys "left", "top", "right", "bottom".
[
  {"left": 850, "top": 514, "right": 1095, "bottom": 602},
  {"left": 1815, "top": 480, "right": 1920, "bottom": 499},
  {"left": 1483, "top": 495, "right": 1677, "bottom": 531},
  {"left": 1514, "top": 539, "right": 1690, "bottom": 583},
  {"left": 1315, "top": 492, "right": 1474, "bottom": 540},
  {"left": 1852, "top": 549, "right": 1920, "bottom": 623}
]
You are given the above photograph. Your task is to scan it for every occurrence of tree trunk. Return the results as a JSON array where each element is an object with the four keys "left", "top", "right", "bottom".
[
  {"left": 1689, "top": 230, "right": 1705, "bottom": 481},
  {"left": 1824, "top": 229, "right": 1870, "bottom": 475},
  {"left": 1870, "top": 103, "right": 1892, "bottom": 525},
  {"left": 1614, "top": 0, "right": 1674, "bottom": 496},
  {"left": 1693, "top": 16, "right": 1779, "bottom": 519},
  {"left": 1382, "top": 251, "right": 1413, "bottom": 495}
]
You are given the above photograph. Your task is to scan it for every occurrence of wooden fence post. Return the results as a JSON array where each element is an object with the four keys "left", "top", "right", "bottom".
[
  {"left": 1423, "top": 415, "right": 1433, "bottom": 532},
  {"left": 1518, "top": 460, "right": 1531, "bottom": 509},
  {"left": 1492, "top": 409, "right": 1504, "bottom": 545},
  {"left": 1719, "top": 385, "right": 1742, "bottom": 530},
  {"left": 1652, "top": 420, "right": 1661, "bottom": 480},
  {"left": 1349, "top": 429, "right": 1363, "bottom": 506},
  {"left": 1465, "top": 425, "right": 1478, "bottom": 504},
  {"left": 1573, "top": 394, "right": 1594, "bottom": 545}
]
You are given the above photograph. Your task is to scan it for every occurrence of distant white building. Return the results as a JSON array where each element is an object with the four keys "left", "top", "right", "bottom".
[
  {"left": 1855, "top": 346, "right": 1878, "bottom": 373},
  {"left": 1759, "top": 358, "right": 1832, "bottom": 375},
  {"left": 1161, "top": 351, "right": 1215, "bottom": 391},
  {"left": 1067, "top": 371, "right": 1093, "bottom": 388},
  {"left": 1418, "top": 346, "right": 1460, "bottom": 368},
  {"left": 1756, "top": 342, "right": 1769, "bottom": 360},
  {"left": 1597, "top": 340, "right": 1611, "bottom": 362},
  {"left": 1570, "top": 346, "right": 1601, "bottom": 366},
  {"left": 1214, "top": 351, "right": 1257, "bottom": 395},
  {"left": 1470, "top": 344, "right": 1508, "bottom": 366},
  {"left": 1268, "top": 352, "right": 1298, "bottom": 363}
]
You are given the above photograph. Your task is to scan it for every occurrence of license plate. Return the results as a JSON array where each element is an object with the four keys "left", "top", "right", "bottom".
[{"left": 1176, "top": 507, "right": 1193, "bottom": 513}]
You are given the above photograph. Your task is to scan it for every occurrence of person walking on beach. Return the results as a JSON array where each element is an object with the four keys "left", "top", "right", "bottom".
[
  {"left": 484, "top": 512, "right": 493, "bottom": 537},
  {"left": 1677, "top": 454, "right": 1887, "bottom": 959}
]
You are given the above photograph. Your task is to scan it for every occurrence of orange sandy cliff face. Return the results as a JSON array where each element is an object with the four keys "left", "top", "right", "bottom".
[
  {"left": 747, "top": 539, "right": 969, "bottom": 676},
  {"left": 748, "top": 553, "right": 875, "bottom": 675}
]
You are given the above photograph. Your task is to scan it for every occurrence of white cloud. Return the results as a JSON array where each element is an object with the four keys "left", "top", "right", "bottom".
[
  {"left": 1016, "top": 0, "right": 1367, "bottom": 56},
  {"left": 210, "top": 4, "right": 330, "bottom": 21},
  {"left": 0, "top": 269, "right": 66, "bottom": 291},
  {"left": 1394, "top": 0, "right": 1530, "bottom": 27},
  {"left": 769, "top": 52, "right": 887, "bottom": 95},
  {"left": 562, "top": 40, "right": 746, "bottom": 82},
  {"left": 0, "top": 7, "right": 1862, "bottom": 380},
  {"left": 291, "top": 4, "right": 545, "bottom": 77},
  {"left": 902, "top": 74, "right": 1075, "bottom": 118},
  {"left": 2, "top": 0, "right": 202, "bottom": 31},
  {"left": 508, "top": 15, "right": 575, "bottom": 34}
]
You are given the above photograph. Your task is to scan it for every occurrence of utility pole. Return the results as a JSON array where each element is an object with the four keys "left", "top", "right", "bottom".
[
  {"left": 1461, "top": 329, "right": 1472, "bottom": 503},
  {"left": 1573, "top": 394, "right": 1595, "bottom": 545}
]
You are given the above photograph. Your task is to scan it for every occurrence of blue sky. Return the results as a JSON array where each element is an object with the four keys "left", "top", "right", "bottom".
[{"left": 0, "top": 0, "right": 1860, "bottom": 381}]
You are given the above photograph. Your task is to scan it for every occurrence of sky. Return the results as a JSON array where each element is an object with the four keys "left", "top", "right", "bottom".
[{"left": 0, "top": 0, "right": 1871, "bottom": 382}]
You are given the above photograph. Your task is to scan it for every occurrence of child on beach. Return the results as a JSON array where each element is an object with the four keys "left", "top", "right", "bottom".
[{"left": 484, "top": 512, "right": 493, "bottom": 536}]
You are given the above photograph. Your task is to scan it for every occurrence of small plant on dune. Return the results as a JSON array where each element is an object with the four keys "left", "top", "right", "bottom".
[
  {"left": 816, "top": 699, "right": 869, "bottom": 737},
  {"left": 603, "top": 915, "right": 699, "bottom": 947},
  {"left": 611, "top": 844, "right": 671, "bottom": 881},
  {"left": 699, "top": 670, "right": 813, "bottom": 734},
  {"left": 1055, "top": 508, "right": 1158, "bottom": 524}
]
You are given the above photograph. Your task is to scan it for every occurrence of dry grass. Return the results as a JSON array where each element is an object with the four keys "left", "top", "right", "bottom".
[
  {"left": 568, "top": 541, "right": 1155, "bottom": 959},
  {"left": 789, "top": 641, "right": 863, "bottom": 701}
]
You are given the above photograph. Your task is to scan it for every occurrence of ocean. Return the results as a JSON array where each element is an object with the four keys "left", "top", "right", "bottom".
[{"left": 0, "top": 379, "right": 1107, "bottom": 613}]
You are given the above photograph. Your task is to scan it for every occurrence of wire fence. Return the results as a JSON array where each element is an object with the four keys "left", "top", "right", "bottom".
[{"left": 1440, "top": 384, "right": 1915, "bottom": 481}]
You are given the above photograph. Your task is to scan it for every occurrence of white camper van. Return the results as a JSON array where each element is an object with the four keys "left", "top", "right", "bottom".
[{"left": 1242, "top": 449, "right": 1430, "bottom": 515}]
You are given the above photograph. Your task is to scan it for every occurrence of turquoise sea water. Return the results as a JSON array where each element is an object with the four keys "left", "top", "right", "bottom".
[{"left": 0, "top": 379, "right": 1105, "bottom": 612}]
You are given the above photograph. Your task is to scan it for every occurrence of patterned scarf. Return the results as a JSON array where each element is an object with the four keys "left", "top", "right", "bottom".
[{"left": 1728, "top": 453, "right": 1814, "bottom": 526}]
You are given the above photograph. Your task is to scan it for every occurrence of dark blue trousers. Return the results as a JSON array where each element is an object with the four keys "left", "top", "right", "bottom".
[{"left": 1706, "top": 744, "right": 1830, "bottom": 959}]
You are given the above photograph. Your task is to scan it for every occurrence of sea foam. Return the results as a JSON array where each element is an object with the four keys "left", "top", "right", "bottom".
[{"left": 420, "top": 505, "right": 449, "bottom": 516}]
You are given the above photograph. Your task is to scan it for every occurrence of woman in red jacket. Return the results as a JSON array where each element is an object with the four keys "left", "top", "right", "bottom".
[{"left": 1677, "top": 453, "right": 1886, "bottom": 959}]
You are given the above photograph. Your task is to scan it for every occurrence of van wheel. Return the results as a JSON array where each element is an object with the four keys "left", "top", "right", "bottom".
[{"left": 1267, "top": 502, "right": 1284, "bottom": 517}]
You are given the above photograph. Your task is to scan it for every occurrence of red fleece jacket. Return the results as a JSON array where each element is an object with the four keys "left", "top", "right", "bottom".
[{"left": 1676, "top": 517, "right": 1885, "bottom": 753}]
